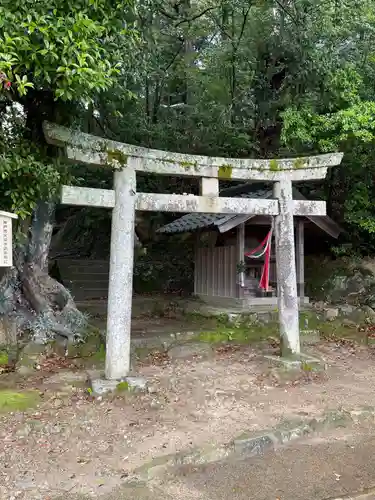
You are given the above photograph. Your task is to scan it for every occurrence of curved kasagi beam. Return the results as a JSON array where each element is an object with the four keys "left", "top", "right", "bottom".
[{"left": 43, "top": 122, "right": 343, "bottom": 182}]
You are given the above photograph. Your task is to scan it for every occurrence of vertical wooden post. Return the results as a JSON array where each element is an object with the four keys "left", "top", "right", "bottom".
[
  {"left": 296, "top": 220, "right": 305, "bottom": 301},
  {"left": 194, "top": 232, "right": 200, "bottom": 296},
  {"left": 105, "top": 161, "right": 136, "bottom": 380},
  {"left": 237, "top": 223, "right": 245, "bottom": 298},
  {"left": 273, "top": 180, "right": 300, "bottom": 356}
]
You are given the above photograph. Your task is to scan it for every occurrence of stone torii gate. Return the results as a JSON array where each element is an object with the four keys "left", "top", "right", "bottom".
[{"left": 43, "top": 122, "right": 343, "bottom": 380}]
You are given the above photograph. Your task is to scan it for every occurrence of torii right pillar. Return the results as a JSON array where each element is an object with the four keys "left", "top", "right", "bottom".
[{"left": 272, "top": 160, "right": 342, "bottom": 357}]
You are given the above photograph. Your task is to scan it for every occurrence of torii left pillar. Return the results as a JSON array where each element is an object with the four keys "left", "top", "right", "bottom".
[{"left": 105, "top": 163, "right": 137, "bottom": 380}]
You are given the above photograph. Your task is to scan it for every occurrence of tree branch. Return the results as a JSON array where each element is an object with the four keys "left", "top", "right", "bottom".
[
  {"left": 175, "top": 6, "right": 218, "bottom": 28},
  {"left": 274, "top": 0, "right": 298, "bottom": 25},
  {"left": 233, "top": 5, "right": 251, "bottom": 52}
]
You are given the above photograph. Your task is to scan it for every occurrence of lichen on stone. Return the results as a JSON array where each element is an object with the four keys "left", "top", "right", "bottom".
[
  {"left": 293, "top": 157, "right": 305, "bottom": 169},
  {"left": 269, "top": 159, "right": 280, "bottom": 171},
  {"left": 116, "top": 381, "right": 129, "bottom": 392},
  {"left": 179, "top": 160, "right": 198, "bottom": 170},
  {"left": 0, "top": 351, "right": 8, "bottom": 365},
  {"left": 218, "top": 165, "right": 233, "bottom": 179},
  {"left": 160, "top": 158, "right": 176, "bottom": 164},
  {"left": 107, "top": 149, "right": 128, "bottom": 166}
]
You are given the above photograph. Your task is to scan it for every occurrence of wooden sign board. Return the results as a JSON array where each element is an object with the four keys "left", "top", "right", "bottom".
[{"left": 0, "top": 211, "right": 18, "bottom": 267}]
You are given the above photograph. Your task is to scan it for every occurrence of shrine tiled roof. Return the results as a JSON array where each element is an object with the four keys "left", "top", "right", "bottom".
[{"left": 157, "top": 186, "right": 271, "bottom": 234}]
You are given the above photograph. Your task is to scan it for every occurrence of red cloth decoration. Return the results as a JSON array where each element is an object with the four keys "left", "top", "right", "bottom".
[{"left": 244, "top": 228, "right": 273, "bottom": 291}]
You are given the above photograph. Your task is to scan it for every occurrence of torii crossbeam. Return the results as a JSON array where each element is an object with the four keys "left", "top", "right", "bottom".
[{"left": 43, "top": 122, "right": 343, "bottom": 379}]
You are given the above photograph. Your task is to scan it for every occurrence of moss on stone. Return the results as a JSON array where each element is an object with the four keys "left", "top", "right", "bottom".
[
  {"left": 218, "top": 165, "right": 233, "bottom": 179},
  {"left": 116, "top": 381, "right": 129, "bottom": 392},
  {"left": 0, "top": 390, "right": 40, "bottom": 413},
  {"left": 91, "top": 343, "right": 106, "bottom": 362},
  {"left": 269, "top": 159, "right": 280, "bottom": 171},
  {"left": 70, "top": 326, "right": 104, "bottom": 359},
  {"left": 107, "top": 149, "right": 128, "bottom": 165},
  {"left": 280, "top": 337, "right": 294, "bottom": 358},
  {"left": 179, "top": 160, "right": 198, "bottom": 170},
  {"left": 196, "top": 320, "right": 276, "bottom": 345},
  {"left": 0, "top": 351, "right": 8, "bottom": 366},
  {"left": 161, "top": 158, "right": 176, "bottom": 163},
  {"left": 293, "top": 157, "right": 305, "bottom": 169}
]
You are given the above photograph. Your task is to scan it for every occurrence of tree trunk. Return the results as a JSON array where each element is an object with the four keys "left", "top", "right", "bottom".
[{"left": 0, "top": 201, "right": 87, "bottom": 345}]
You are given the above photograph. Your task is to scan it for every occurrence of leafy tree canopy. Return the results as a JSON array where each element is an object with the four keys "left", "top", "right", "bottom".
[{"left": 0, "top": 0, "right": 137, "bottom": 218}]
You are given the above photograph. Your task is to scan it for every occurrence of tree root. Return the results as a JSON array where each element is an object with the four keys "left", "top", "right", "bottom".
[{"left": 21, "top": 263, "right": 87, "bottom": 342}]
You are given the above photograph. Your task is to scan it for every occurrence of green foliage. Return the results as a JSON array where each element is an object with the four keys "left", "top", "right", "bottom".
[
  {"left": 0, "top": 0, "right": 136, "bottom": 101},
  {"left": 3, "top": 0, "right": 375, "bottom": 266},
  {"left": 0, "top": 135, "right": 62, "bottom": 217},
  {"left": 0, "top": 0, "right": 137, "bottom": 220}
]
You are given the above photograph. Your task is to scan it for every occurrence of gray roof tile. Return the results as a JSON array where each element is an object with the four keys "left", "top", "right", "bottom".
[{"left": 157, "top": 187, "right": 272, "bottom": 234}]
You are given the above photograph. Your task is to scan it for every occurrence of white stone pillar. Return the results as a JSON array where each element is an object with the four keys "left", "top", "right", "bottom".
[
  {"left": 105, "top": 162, "right": 136, "bottom": 380},
  {"left": 273, "top": 180, "right": 300, "bottom": 356}
]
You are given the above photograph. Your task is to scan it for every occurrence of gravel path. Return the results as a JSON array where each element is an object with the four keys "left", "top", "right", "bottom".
[{"left": 1, "top": 341, "right": 375, "bottom": 499}]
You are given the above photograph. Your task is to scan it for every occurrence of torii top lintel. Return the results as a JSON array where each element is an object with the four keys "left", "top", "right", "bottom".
[{"left": 43, "top": 121, "right": 343, "bottom": 182}]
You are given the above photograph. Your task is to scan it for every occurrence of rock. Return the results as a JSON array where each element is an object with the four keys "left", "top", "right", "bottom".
[
  {"left": 90, "top": 375, "right": 148, "bottom": 396},
  {"left": 346, "top": 273, "right": 367, "bottom": 295},
  {"left": 313, "top": 301, "right": 326, "bottom": 311},
  {"left": 234, "top": 433, "right": 275, "bottom": 456},
  {"left": 17, "top": 365, "right": 36, "bottom": 376},
  {"left": 342, "top": 319, "right": 357, "bottom": 328},
  {"left": 300, "top": 330, "right": 320, "bottom": 346},
  {"left": 324, "top": 308, "right": 339, "bottom": 321},
  {"left": 126, "top": 376, "right": 148, "bottom": 392},
  {"left": 227, "top": 313, "right": 239, "bottom": 323},
  {"left": 91, "top": 379, "right": 118, "bottom": 396},
  {"left": 46, "top": 370, "right": 88, "bottom": 385},
  {"left": 339, "top": 304, "right": 355, "bottom": 316},
  {"left": 348, "top": 308, "right": 366, "bottom": 323},
  {"left": 16, "top": 343, "right": 44, "bottom": 374},
  {"left": 168, "top": 342, "right": 213, "bottom": 360},
  {"left": 362, "top": 305, "right": 375, "bottom": 323}
]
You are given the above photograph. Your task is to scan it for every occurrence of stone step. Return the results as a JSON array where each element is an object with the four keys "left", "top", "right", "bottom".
[
  {"left": 53, "top": 259, "right": 111, "bottom": 301},
  {"left": 63, "top": 277, "right": 109, "bottom": 286},
  {"left": 54, "top": 259, "right": 109, "bottom": 267},
  {"left": 69, "top": 289, "right": 108, "bottom": 301}
]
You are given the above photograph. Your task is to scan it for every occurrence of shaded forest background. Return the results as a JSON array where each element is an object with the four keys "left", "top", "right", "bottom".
[{"left": 1, "top": 0, "right": 375, "bottom": 338}]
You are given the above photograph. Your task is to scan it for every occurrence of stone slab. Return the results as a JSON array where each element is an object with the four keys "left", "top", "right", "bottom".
[
  {"left": 168, "top": 342, "right": 213, "bottom": 360},
  {"left": 130, "top": 406, "right": 375, "bottom": 484},
  {"left": 233, "top": 433, "right": 276, "bottom": 456},
  {"left": 264, "top": 352, "right": 326, "bottom": 371},
  {"left": 90, "top": 376, "right": 148, "bottom": 396},
  {"left": 300, "top": 329, "right": 321, "bottom": 346}
]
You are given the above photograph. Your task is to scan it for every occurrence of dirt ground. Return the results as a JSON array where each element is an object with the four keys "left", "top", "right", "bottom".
[{"left": 1, "top": 324, "right": 375, "bottom": 500}]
